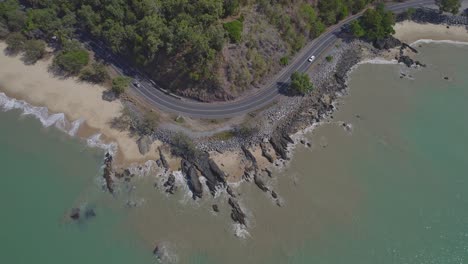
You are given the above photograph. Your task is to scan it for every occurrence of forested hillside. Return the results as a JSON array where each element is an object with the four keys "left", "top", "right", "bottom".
[{"left": 0, "top": 0, "right": 380, "bottom": 101}]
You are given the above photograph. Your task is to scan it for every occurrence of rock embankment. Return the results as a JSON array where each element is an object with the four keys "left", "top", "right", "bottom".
[{"left": 401, "top": 7, "right": 468, "bottom": 26}]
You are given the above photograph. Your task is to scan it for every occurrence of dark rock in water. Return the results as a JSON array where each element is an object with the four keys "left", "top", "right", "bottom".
[
  {"left": 306, "top": 142, "right": 312, "bottom": 148},
  {"left": 444, "top": 76, "right": 449, "bottom": 80},
  {"left": 401, "top": 43, "right": 419, "bottom": 53},
  {"left": 373, "top": 36, "right": 401, "bottom": 50},
  {"left": 415, "top": 61, "right": 426, "bottom": 67},
  {"left": 84, "top": 208, "right": 96, "bottom": 219},
  {"left": 254, "top": 172, "right": 269, "bottom": 192},
  {"left": 264, "top": 168, "right": 273, "bottom": 178},
  {"left": 156, "top": 159, "right": 162, "bottom": 168},
  {"left": 226, "top": 185, "right": 236, "bottom": 198},
  {"left": 269, "top": 132, "right": 293, "bottom": 160},
  {"left": 181, "top": 159, "right": 203, "bottom": 199},
  {"left": 398, "top": 55, "right": 415, "bottom": 67},
  {"left": 137, "top": 135, "right": 152, "bottom": 155},
  {"left": 212, "top": 204, "right": 219, "bottom": 212},
  {"left": 158, "top": 147, "right": 169, "bottom": 170},
  {"left": 163, "top": 173, "right": 177, "bottom": 194},
  {"left": 153, "top": 245, "right": 162, "bottom": 259},
  {"left": 260, "top": 142, "right": 274, "bottom": 163},
  {"left": 300, "top": 139, "right": 306, "bottom": 144},
  {"left": 103, "top": 153, "right": 114, "bottom": 193},
  {"left": 228, "top": 198, "right": 246, "bottom": 226},
  {"left": 271, "top": 191, "right": 278, "bottom": 199},
  {"left": 190, "top": 152, "right": 226, "bottom": 196},
  {"left": 243, "top": 169, "right": 253, "bottom": 182},
  {"left": 70, "top": 208, "right": 80, "bottom": 220}
]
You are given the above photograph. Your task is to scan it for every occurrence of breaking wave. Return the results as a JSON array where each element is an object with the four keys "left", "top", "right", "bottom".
[{"left": 411, "top": 39, "right": 468, "bottom": 46}]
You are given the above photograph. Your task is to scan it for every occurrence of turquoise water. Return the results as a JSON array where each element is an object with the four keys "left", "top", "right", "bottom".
[
  {"left": 0, "top": 110, "right": 153, "bottom": 264},
  {"left": 1, "top": 42, "right": 467, "bottom": 264}
]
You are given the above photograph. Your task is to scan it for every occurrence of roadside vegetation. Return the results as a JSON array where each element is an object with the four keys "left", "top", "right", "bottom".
[
  {"left": 289, "top": 72, "right": 314, "bottom": 95},
  {"left": 350, "top": 3, "right": 396, "bottom": 41},
  {"left": 436, "top": 0, "right": 462, "bottom": 14},
  {"left": 0, "top": 0, "right": 382, "bottom": 101}
]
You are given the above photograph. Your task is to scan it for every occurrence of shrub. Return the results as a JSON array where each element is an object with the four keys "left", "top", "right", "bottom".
[
  {"left": 171, "top": 132, "right": 197, "bottom": 159},
  {"left": 326, "top": 55, "right": 333, "bottom": 62},
  {"left": 5, "top": 32, "right": 26, "bottom": 54},
  {"left": 79, "top": 62, "right": 109, "bottom": 83},
  {"left": 223, "top": 19, "right": 243, "bottom": 43},
  {"left": 279, "top": 56, "right": 289, "bottom": 66},
  {"left": 22, "top": 39, "right": 46, "bottom": 64},
  {"left": 111, "top": 76, "right": 131, "bottom": 95},
  {"left": 290, "top": 71, "right": 314, "bottom": 95}
]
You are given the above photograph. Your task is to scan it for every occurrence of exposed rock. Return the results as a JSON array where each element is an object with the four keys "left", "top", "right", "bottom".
[
  {"left": 158, "top": 147, "right": 169, "bottom": 170},
  {"left": 401, "top": 43, "right": 418, "bottom": 53},
  {"left": 181, "top": 159, "right": 203, "bottom": 199},
  {"left": 163, "top": 173, "right": 177, "bottom": 194},
  {"left": 260, "top": 142, "right": 274, "bottom": 163},
  {"left": 269, "top": 132, "right": 293, "bottom": 160},
  {"left": 228, "top": 198, "right": 246, "bottom": 226},
  {"left": 103, "top": 153, "right": 114, "bottom": 193},
  {"left": 398, "top": 55, "right": 415, "bottom": 67},
  {"left": 70, "top": 208, "right": 80, "bottom": 220},
  {"left": 137, "top": 135, "right": 152, "bottom": 155},
  {"left": 373, "top": 36, "right": 402, "bottom": 50},
  {"left": 191, "top": 152, "right": 226, "bottom": 195},
  {"left": 212, "top": 204, "right": 219, "bottom": 212},
  {"left": 226, "top": 185, "right": 237, "bottom": 198},
  {"left": 254, "top": 172, "right": 269, "bottom": 192},
  {"left": 444, "top": 76, "right": 449, "bottom": 80},
  {"left": 264, "top": 168, "right": 273, "bottom": 178},
  {"left": 241, "top": 145, "right": 257, "bottom": 165}
]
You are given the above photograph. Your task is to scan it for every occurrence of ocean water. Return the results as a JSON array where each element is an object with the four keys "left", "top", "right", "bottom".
[
  {"left": 0, "top": 110, "right": 153, "bottom": 264},
  {"left": 1, "top": 41, "right": 467, "bottom": 264}
]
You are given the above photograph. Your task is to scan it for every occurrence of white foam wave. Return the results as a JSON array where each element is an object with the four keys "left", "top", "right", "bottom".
[
  {"left": 410, "top": 39, "right": 468, "bottom": 46},
  {"left": 233, "top": 223, "right": 251, "bottom": 239},
  {"left": 68, "top": 119, "right": 84, "bottom": 136},
  {"left": 358, "top": 58, "right": 399, "bottom": 65},
  {"left": 86, "top": 133, "right": 117, "bottom": 155},
  {"left": 0, "top": 92, "right": 85, "bottom": 136}
]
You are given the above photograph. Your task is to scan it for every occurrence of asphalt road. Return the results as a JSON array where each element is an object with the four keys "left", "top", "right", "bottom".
[{"left": 105, "top": 0, "right": 436, "bottom": 119}]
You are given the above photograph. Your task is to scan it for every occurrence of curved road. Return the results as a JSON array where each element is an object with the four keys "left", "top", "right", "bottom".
[{"left": 114, "top": 0, "right": 435, "bottom": 118}]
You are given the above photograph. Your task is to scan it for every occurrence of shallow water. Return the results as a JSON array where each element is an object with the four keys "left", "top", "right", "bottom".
[{"left": 1, "top": 42, "right": 467, "bottom": 264}]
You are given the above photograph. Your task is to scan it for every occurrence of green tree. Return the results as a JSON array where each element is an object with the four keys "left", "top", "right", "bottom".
[
  {"left": 111, "top": 76, "right": 131, "bottom": 95},
  {"left": 290, "top": 71, "right": 314, "bottom": 95},
  {"left": 171, "top": 132, "right": 197, "bottom": 159},
  {"left": 350, "top": 20, "right": 365, "bottom": 37},
  {"left": 352, "top": 5, "right": 395, "bottom": 41},
  {"left": 5, "top": 32, "right": 26, "bottom": 54},
  {"left": 79, "top": 62, "right": 109, "bottom": 83},
  {"left": 22, "top": 39, "right": 46, "bottom": 63},
  {"left": 436, "top": 0, "right": 461, "bottom": 14},
  {"left": 53, "top": 48, "right": 89, "bottom": 75}
]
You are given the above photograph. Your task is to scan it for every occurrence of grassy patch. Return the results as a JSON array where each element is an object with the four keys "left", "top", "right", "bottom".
[
  {"left": 212, "top": 130, "right": 235, "bottom": 140},
  {"left": 223, "top": 19, "right": 243, "bottom": 43}
]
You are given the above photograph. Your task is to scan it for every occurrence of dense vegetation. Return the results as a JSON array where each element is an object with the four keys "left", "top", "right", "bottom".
[
  {"left": 289, "top": 71, "right": 314, "bottom": 95},
  {"left": 350, "top": 3, "right": 395, "bottom": 41},
  {"left": 436, "top": 0, "right": 461, "bottom": 14},
  {"left": 0, "top": 0, "right": 390, "bottom": 100}
]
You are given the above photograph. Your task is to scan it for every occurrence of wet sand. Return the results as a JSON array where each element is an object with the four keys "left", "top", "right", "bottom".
[{"left": 394, "top": 21, "right": 468, "bottom": 44}]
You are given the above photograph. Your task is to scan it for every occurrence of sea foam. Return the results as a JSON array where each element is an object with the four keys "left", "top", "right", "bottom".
[
  {"left": 411, "top": 39, "right": 468, "bottom": 47},
  {"left": 0, "top": 92, "right": 117, "bottom": 155}
]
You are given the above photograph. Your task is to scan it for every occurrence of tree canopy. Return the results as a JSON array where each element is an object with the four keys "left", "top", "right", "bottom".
[
  {"left": 436, "top": 0, "right": 461, "bottom": 14},
  {"left": 290, "top": 71, "right": 314, "bottom": 95},
  {"left": 351, "top": 4, "right": 395, "bottom": 41},
  {"left": 112, "top": 76, "right": 131, "bottom": 95}
]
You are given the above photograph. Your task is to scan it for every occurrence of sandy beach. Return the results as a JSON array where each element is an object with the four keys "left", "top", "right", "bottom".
[
  {"left": 0, "top": 42, "right": 161, "bottom": 166},
  {"left": 394, "top": 21, "right": 468, "bottom": 44}
]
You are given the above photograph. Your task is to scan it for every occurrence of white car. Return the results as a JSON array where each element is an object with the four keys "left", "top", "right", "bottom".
[
  {"left": 133, "top": 80, "right": 141, "bottom": 88},
  {"left": 308, "top": 55, "right": 316, "bottom": 62}
]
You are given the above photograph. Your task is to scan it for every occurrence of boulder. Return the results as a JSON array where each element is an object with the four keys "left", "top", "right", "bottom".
[
  {"left": 212, "top": 204, "right": 219, "bottom": 212},
  {"left": 163, "top": 173, "right": 177, "bottom": 194},
  {"left": 137, "top": 135, "right": 152, "bottom": 155},
  {"left": 373, "top": 36, "right": 402, "bottom": 50},
  {"left": 181, "top": 159, "right": 203, "bottom": 199},
  {"left": 158, "top": 147, "right": 169, "bottom": 170}
]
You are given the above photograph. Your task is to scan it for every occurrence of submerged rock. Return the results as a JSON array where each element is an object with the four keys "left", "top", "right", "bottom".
[
  {"left": 163, "top": 173, "right": 177, "bottom": 194},
  {"left": 212, "top": 204, "right": 219, "bottom": 213},
  {"left": 70, "top": 208, "right": 80, "bottom": 220}
]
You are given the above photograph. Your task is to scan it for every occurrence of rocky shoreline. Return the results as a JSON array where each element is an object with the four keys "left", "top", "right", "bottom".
[{"left": 102, "top": 8, "right": 468, "bottom": 232}]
